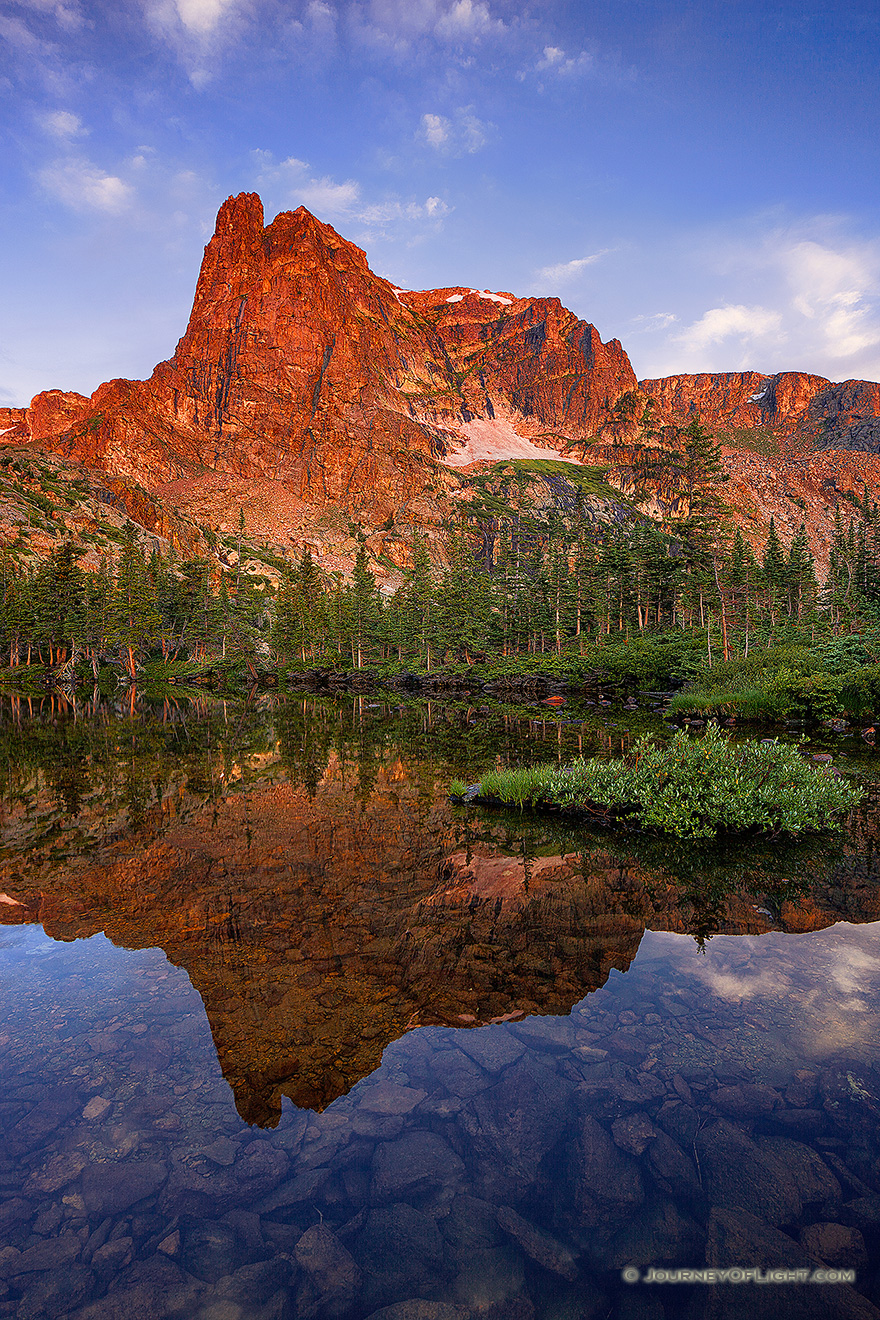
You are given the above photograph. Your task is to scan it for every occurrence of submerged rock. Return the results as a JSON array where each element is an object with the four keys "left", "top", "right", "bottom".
[
  {"left": 497, "top": 1204, "right": 578, "bottom": 1281},
  {"left": 294, "top": 1224, "right": 360, "bottom": 1315}
]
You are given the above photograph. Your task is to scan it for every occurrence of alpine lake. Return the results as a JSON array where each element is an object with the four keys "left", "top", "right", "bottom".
[{"left": 1, "top": 689, "right": 880, "bottom": 1320}]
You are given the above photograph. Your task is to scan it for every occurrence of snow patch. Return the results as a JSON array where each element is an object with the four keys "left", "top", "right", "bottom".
[
  {"left": 446, "top": 290, "right": 513, "bottom": 306},
  {"left": 747, "top": 390, "right": 768, "bottom": 403},
  {"left": 0, "top": 893, "right": 23, "bottom": 906},
  {"left": 390, "top": 287, "right": 410, "bottom": 307},
  {"left": 441, "top": 417, "right": 581, "bottom": 468}
]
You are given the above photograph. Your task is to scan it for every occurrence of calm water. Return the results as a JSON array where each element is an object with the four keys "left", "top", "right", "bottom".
[{"left": 1, "top": 693, "right": 879, "bottom": 1320}]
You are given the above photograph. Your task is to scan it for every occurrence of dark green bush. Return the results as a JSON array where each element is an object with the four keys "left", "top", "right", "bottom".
[
  {"left": 840, "top": 664, "right": 880, "bottom": 718},
  {"left": 763, "top": 669, "right": 844, "bottom": 722},
  {"left": 457, "top": 723, "right": 861, "bottom": 839}
]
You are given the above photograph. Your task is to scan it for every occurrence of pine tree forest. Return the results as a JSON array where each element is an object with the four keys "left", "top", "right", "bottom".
[{"left": 2, "top": 415, "right": 880, "bottom": 688}]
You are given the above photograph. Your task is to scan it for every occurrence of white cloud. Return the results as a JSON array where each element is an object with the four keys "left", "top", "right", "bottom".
[
  {"left": 535, "top": 250, "right": 612, "bottom": 286},
  {"left": 359, "top": 195, "right": 449, "bottom": 225},
  {"left": 641, "top": 219, "right": 880, "bottom": 379},
  {"left": 41, "top": 109, "right": 85, "bottom": 139},
  {"left": 0, "top": 14, "right": 47, "bottom": 53},
  {"left": 534, "top": 44, "right": 595, "bottom": 76},
  {"left": 783, "top": 239, "right": 880, "bottom": 359},
  {"left": 14, "top": 0, "right": 84, "bottom": 31},
  {"left": 629, "top": 312, "right": 678, "bottom": 333},
  {"left": 421, "top": 113, "right": 449, "bottom": 149},
  {"left": 297, "top": 175, "right": 361, "bottom": 214},
  {"left": 349, "top": 0, "right": 505, "bottom": 53},
  {"left": 252, "top": 149, "right": 450, "bottom": 235},
  {"left": 252, "top": 152, "right": 358, "bottom": 216},
  {"left": 39, "top": 157, "right": 134, "bottom": 214},
  {"left": 145, "top": 0, "right": 242, "bottom": 38},
  {"left": 253, "top": 150, "right": 309, "bottom": 181},
  {"left": 675, "top": 304, "right": 783, "bottom": 353},
  {"left": 142, "top": 0, "right": 253, "bottom": 82},
  {"left": 174, "top": 0, "right": 239, "bottom": 35},
  {"left": 434, "top": 0, "right": 504, "bottom": 40},
  {"left": 419, "top": 108, "right": 489, "bottom": 155}
]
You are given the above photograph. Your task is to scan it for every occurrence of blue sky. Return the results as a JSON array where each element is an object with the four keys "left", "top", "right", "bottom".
[{"left": 2, "top": 0, "right": 879, "bottom": 407}]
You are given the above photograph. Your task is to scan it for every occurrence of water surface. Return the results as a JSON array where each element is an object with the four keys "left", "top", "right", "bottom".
[{"left": 1, "top": 694, "right": 879, "bottom": 1319}]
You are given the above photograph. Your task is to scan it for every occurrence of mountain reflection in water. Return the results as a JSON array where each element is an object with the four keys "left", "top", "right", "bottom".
[
  {"left": 1, "top": 696, "right": 880, "bottom": 1320},
  {"left": 1, "top": 695, "right": 879, "bottom": 1127}
]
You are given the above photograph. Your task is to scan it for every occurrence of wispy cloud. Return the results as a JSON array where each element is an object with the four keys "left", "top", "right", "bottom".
[
  {"left": 534, "top": 44, "right": 595, "bottom": 77},
  {"left": 783, "top": 239, "right": 880, "bottom": 359},
  {"left": 38, "top": 156, "right": 134, "bottom": 213},
  {"left": 145, "top": 0, "right": 244, "bottom": 39},
  {"left": 629, "top": 312, "right": 678, "bottom": 333},
  {"left": 359, "top": 195, "right": 449, "bottom": 223},
  {"left": 253, "top": 153, "right": 358, "bottom": 216},
  {"left": 40, "top": 108, "right": 86, "bottom": 139},
  {"left": 535, "top": 249, "right": 612, "bottom": 287},
  {"left": 518, "top": 37, "right": 631, "bottom": 89},
  {"left": 651, "top": 218, "right": 880, "bottom": 378},
  {"left": 252, "top": 149, "right": 450, "bottom": 237},
  {"left": 13, "top": 0, "right": 84, "bottom": 32},
  {"left": 674, "top": 303, "right": 782, "bottom": 354},
  {"left": 419, "top": 107, "right": 490, "bottom": 155},
  {"left": 434, "top": 0, "right": 504, "bottom": 40},
  {"left": 348, "top": 0, "right": 506, "bottom": 55},
  {"left": 143, "top": 0, "right": 253, "bottom": 83},
  {"left": 297, "top": 175, "right": 362, "bottom": 214}
]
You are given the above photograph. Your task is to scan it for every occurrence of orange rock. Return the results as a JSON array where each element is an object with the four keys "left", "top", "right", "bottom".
[
  {"left": 5, "top": 194, "right": 879, "bottom": 566},
  {"left": 14, "top": 194, "right": 635, "bottom": 525}
]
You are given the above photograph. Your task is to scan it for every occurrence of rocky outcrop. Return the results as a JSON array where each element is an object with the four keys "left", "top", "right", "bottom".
[
  {"left": 7, "top": 195, "right": 636, "bottom": 532},
  {"left": 4, "top": 193, "right": 879, "bottom": 571},
  {"left": 0, "top": 406, "right": 27, "bottom": 435},
  {"left": 639, "top": 370, "right": 880, "bottom": 451}
]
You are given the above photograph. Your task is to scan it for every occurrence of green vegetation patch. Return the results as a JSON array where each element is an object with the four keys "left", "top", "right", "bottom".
[
  {"left": 671, "top": 641, "right": 880, "bottom": 723},
  {"left": 489, "top": 458, "right": 625, "bottom": 502},
  {"left": 453, "top": 722, "right": 861, "bottom": 839}
]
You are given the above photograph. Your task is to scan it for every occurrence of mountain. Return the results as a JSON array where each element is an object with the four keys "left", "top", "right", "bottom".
[
  {"left": 638, "top": 370, "right": 880, "bottom": 451},
  {"left": 3, "top": 192, "right": 880, "bottom": 574}
]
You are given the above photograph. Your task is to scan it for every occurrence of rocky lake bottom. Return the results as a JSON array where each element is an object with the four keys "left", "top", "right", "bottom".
[{"left": 0, "top": 694, "right": 879, "bottom": 1320}]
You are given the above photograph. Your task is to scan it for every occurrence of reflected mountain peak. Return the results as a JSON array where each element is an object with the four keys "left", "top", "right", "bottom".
[{"left": 2, "top": 696, "right": 879, "bottom": 1127}]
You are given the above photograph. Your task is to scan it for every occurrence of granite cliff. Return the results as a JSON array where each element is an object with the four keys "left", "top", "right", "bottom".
[{"left": 3, "top": 193, "right": 880, "bottom": 573}]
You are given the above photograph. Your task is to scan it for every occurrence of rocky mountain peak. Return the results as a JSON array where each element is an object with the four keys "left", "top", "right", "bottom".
[{"left": 2, "top": 193, "right": 880, "bottom": 577}]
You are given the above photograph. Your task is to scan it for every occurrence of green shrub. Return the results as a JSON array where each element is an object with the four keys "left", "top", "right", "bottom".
[
  {"left": 840, "top": 664, "right": 880, "bottom": 718},
  {"left": 817, "top": 634, "right": 880, "bottom": 673},
  {"left": 460, "top": 722, "right": 861, "bottom": 839},
  {"left": 763, "top": 669, "right": 844, "bottom": 722},
  {"left": 684, "top": 646, "right": 821, "bottom": 695},
  {"left": 671, "top": 647, "right": 841, "bottom": 722}
]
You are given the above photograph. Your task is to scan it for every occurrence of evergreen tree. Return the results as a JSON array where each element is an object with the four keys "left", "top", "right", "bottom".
[
  {"left": 761, "top": 518, "right": 786, "bottom": 627},
  {"left": 786, "top": 524, "right": 817, "bottom": 621},
  {"left": 113, "top": 536, "right": 161, "bottom": 678}
]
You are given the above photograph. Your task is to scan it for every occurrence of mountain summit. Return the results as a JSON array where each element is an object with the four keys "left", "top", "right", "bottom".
[
  {"left": 1, "top": 195, "right": 634, "bottom": 518},
  {"left": 2, "top": 193, "right": 880, "bottom": 572}
]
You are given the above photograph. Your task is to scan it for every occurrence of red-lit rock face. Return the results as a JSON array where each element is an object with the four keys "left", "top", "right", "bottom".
[
  {"left": 11, "top": 194, "right": 636, "bottom": 522},
  {"left": 638, "top": 370, "right": 880, "bottom": 449},
  {"left": 5, "top": 193, "right": 880, "bottom": 568}
]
